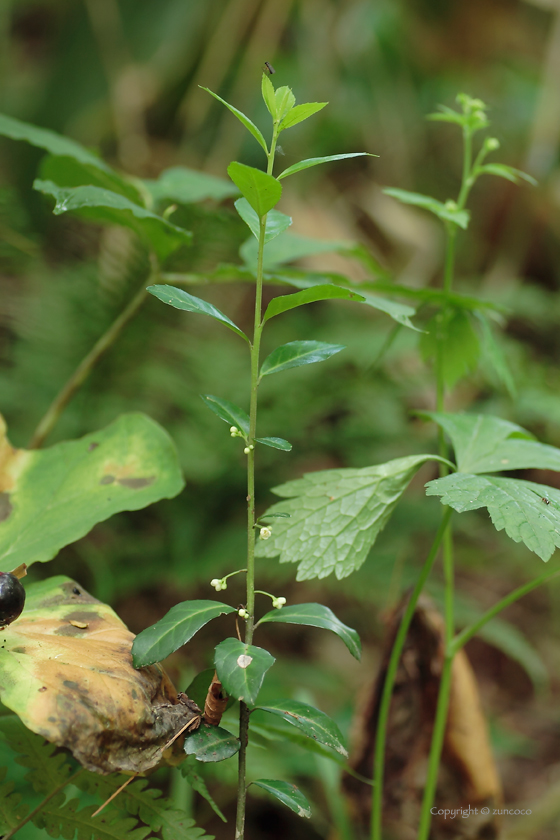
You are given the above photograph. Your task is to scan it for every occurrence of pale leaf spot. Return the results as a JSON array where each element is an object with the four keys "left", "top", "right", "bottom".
[{"left": 237, "top": 654, "right": 253, "bottom": 669}]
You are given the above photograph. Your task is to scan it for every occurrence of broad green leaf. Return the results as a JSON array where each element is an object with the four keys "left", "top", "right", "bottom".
[
  {"left": 274, "top": 86, "right": 296, "bottom": 121},
  {"left": 0, "top": 413, "right": 184, "bottom": 569},
  {"left": 40, "top": 153, "right": 142, "bottom": 203},
  {"left": 132, "top": 600, "right": 236, "bottom": 667},
  {"left": 227, "top": 162, "right": 282, "bottom": 218},
  {"left": 214, "top": 638, "right": 275, "bottom": 705},
  {"left": 34, "top": 180, "right": 192, "bottom": 261},
  {"left": 252, "top": 779, "right": 311, "bottom": 819},
  {"left": 241, "top": 232, "right": 350, "bottom": 271},
  {"left": 185, "top": 668, "right": 216, "bottom": 711},
  {"left": 425, "top": 474, "right": 560, "bottom": 561},
  {"left": 184, "top": 724, "right": 239, "bottom": 762},
  {"left": 421, "top": 412, "right": 560, "bottom": 475},
  {"left": 256, "top": 699, "right": 347, "bottom": 757},
  {"left": 256, "top": 454, "right": 449, "bottom": 579},
  {"left": 255, "top": 436, "right": 292, "bottom": 451},
  {"left": 476, "top": 163, "right": 537, "bottom": 187},
  {"left": 147, "top": 284, "right": 248, "bottom": 343},
  {"left": 258, "top": 603, "right": 361, "bottom": 660},
  {"left": 200, "top": 394, "right": 250, "bottom": 436},
  {"left": 278, "top": 153, "right": 372, "bottom": 181},
  {"left": 357, "top": 289, "right": 419, "bottom": 330},
  {"left": 260, "top": 341, "right": 345, "bottom": 377},
  {"left": 261, "top": 72, "right": 277, "bottom": 118},
  {"left": 279, "top": 102, "right": 328, "bottom": 131},
  {"left": 263, "top": 285, "right": 364, "bottom": 322},
  {"left": 383, "top": 187, "right": 470, "bottom": 229},
  {"left": 420, "top": 308, "right": 480, "bottom": 388},
  {"left": 234, "top": 198, "right": 291, "bottom": 242},
  {"left": 476, "top": 312, "right": 516, "bottom": 397},
  {"left": 201, "top": 87, "right": 268, "bottom": 154},
  {"left": 249, "top": 716, "right": 349, "bottom": 767},
  {"left": 181, "top": 757, "right": 227, "bottom": 822},
  {"left": 144, "top": 165, "right": 239, "bottom": 205}
]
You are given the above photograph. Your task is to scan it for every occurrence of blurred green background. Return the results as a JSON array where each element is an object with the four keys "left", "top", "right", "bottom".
[{"left": 2, "top": 1, "right": 560, "bottom": 838}]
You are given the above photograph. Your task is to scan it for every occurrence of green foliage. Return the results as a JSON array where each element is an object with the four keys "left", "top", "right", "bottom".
[
  {"left": 184, "top": 725, "right": 240, "bottom": 763},
  {"left": 257, "top": 603, "right": 361, "bottom": 660},
  {"left": 255, "top": 436, "right": 292, "bottom": 451},
  {"left": 255, "top": 699, "right": 348, "bottom": 757},
  {"left": 234, "top": 199, "right": 291, "bottom": 242},
  {"left": 383, "top": 188, "right": 470, "bottom": 229},
  {"left": 0, "top": 766, "right": 28, "bottom": 834},
  {"left": 200, "top": 394, "right": 250, "bottom": 437},
  {"left": 201, "top": 87, "right": 268, "bottom": 155},
  {"left": 277, "top": 153, "right": 372, "bottom": 181},
  {"left": 227, "top": 163, "right": 281, "bottom": 218},
  {"left": 420, "top": 308, "right": 480, "bottom": 389},
  {"left": 33, "top": 795, "right": 152, "bottom": 840},
  {"left": 143, "top": 166, "right": 239, "bottom": 206},
  {"left": 181, "top": 759, "right": 227, "bottom": 822},
  {"left": 263, "top": 285, "right": 364, "bottom": 322},
  {"left": 147, "top": 285, "right": 249, "bottom": 343},
  {"left": 260, "top": 341, "right": 345, "bottom": 378},
  {"left": 0, "top": 716, "right": 72, "bottom": 793},
  {"left": 214, "top": 638, "right": 275, "bottom": 705},
  {"left": 251, "top": 779, "right": 311, "bottom": 819}
]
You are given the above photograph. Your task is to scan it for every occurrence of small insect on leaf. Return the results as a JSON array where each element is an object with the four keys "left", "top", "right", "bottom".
[
  {"left": 542, "top": 497, "right": 550, "bottom": 505},
  {"left": 264, "top": 61, "right": 276, "bottom": 75}
]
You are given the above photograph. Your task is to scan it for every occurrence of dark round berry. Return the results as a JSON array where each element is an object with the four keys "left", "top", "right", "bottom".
[{"left": 0, "top": 573, "right": 26, "bottom": 626}]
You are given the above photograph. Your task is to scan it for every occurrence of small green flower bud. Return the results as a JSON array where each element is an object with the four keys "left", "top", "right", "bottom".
[
  {"left": 259, "top": 526, "right": 272, "bottom": 540},
  {"left": 230, "top": 426, "right": 238, "bottom": 436},
  {"left": 238, "top": 608, "right": 249, "bottom": 619},
  {"left": 484, "top": 137, "right": 500, "bottom": 151},
  {"left": 244, "top": 447, "right": 250, "bottom": 455},
  {"left": 272, "top": 596, "right": 286, "bottom": 609}
]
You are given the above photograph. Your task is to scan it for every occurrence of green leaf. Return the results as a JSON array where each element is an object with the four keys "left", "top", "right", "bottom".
[
  {"left": 0, "top": 413, "right": 184, "bottom": 568},
  {"left": 263, "top": 285, "right": 365, "bottom": 322},
  {"left": 356, "top": 289, "right": 419, "bottom": 330},
  {"left": 0, "top": 716, "right": 73, "bottom": 794},
  {"left": 181, "top": 757, "right": 227, "bottom": 822},
  {"left": 143, "top": 165, "right": 239, "bottom": 205},
  {"left": 421, "top": 412, "right": 560, "bottom": 474},
  {"left": 227, "top": 162, "right": 282, "bottom": 218},
  {"left": 258, "top": 603, "right": 361, "bottom": 660},
  {"left": 184, "top": 724, "right": 240, "bottom": 762},
  {"left": 34, "top": 180, "right": 192, "bottom": 261},
  {"left": 255, "top": 454, "right": 449, "bottom": 579},
  {"left": 132, "top": 600, "right": 237, "bottom": 667},
  {"left": 278, "top": 153, "right": 372, "bottom": 180},
  {"left": 420, "top": 308, "right": 480, "bottom": 388},
  {"left": 147, "top": 284, "right": 248, "bottom": 343},
  {"left": 476, "top": 163, "right": 537, "bottom": 187},
  {"left": 214, "top": 638, "right": 275, "bottom": 704},
  {"left": 256, "top": 699, "right": 348, "bottom": 757},
  {"left": 274, "top": 86, "right": 296, "bottom": 121},
  {"left": 34, "top": 794, "right": 152, "bottom": 840},
  {"left": 261, "top": 73, "right": 277, "bottom": 118},
  {"left": 255, "top": 437, "right": 292, "bottom": 451},
  {"left": 234, "top": 198, "right": 291, "bottom": 242},
  {"left": 40, "top": 152, "right": 142, "bottom": 203},
  {"left": 383, "top": 187, "right": 470, "bottom": 229},
  {"left": 425, "top": 473, "right": 560, "bottom": 561},
  {"left": 0, "top": 766, "right": 27, "bottom": 833},
  {"left": 252, "top": 779, "right": 311, "bottom": 819},
  {"left": 476, "top": 312, "right": 516, "bottom": 397},
  {"left": 260, "top": 341, "right": 345, "bottom": 377},
  {"left": 185, "top": 668, "right": 216, "bottom": 711},
  {"left": 241, "top": 232, "right": 351, "bottom": 272},
  {"left": 200, "top": 394, "right": 250, "bottom": 436},
  {"left": 201, "top": 86, "right": 268, "bottom": 154},
  {"left": 279, "top": 102, "right": 328, "bottom": 131}
]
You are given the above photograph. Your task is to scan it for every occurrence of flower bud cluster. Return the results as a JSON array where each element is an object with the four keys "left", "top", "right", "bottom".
[{"left": 210, "top": 578, "right": 227, "bottom": 592}]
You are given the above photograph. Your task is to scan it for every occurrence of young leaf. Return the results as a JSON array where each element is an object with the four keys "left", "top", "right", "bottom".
[
  {"left": 260, "top": 341, "right": 345, "bottom": 377},
  {"left": 234, "top": 198, "right": 291, "bottom": 242},
  {"left": 420, "top": 412, "right": 560, "bottom": 475},
  {"left": 182, "top": 757, "right": 228, "bottom": 822},
  {"left": 214, "top": 638, "right": 275, "bottom": 704},
  {"left": 256, "top": 699, "right": 348, "bottom": 757},
  {"left": 476, "top": 312, "right": 516, "bottom": 397},
  {"left": 143, "top": 165, "right": 239, "bottom": 205},
  {"left": 383, "top": 187, "right": 470, "bottom": 229},
  {"left": 132, "top": 600, "right": 237, "bottom": 667},
  {"left": 263, "top": 285, "right": 365, "bottom": 323},
  {"left": 257, "top": 603, "right": 361, "bottom": 660},
  {"left": 278, "top": 153, "right": 372, "bottom": 180},
  {"left": 425, "top": 473, "right": 560, "bottom": 562},
  {"left": 200, "top": 394, "right": 250, "bottom": 436},
  {"left": 147, "top": 284, "right": 249, "bottom": 343},
  {"left": 255, "top": 454, "right": 449, "bottom": 579},
  {"left": 0, "top": 413, "right": 184, "bottom": 569},
  {"left": 255, "top": 436, "right": 292, "bottom": 451},
  {"left": 227, "top": 162, "right": 282, "bottom": 217},
  {"left": 274, "top": 86, "right": 296, "bottom": 121},
  {"left": 420, "top": 308, "right": 480, "bottom": 388},
  {"left": 279, "top": 102, "right": 328, "bottom": 131},
  {"left": 184, "top": 724, "right": 240, "bottom": 762},
  {"left": 476, "top": 163, "right": 537, "bottom": 187},
  {"left": 241, "top": 231, "right": 351, "bottom": 271},
  {"left": 34, "top": 180, "right": 192, "bottom": 260},
  {"left": 261, "top": 72, "right": 277, "bottom": 118},
  {"left": 252, "top": 779, "right": 311, "bottom": 819},
  {"left": 200, "top": 86, "right": 268, "bottom": 154}
]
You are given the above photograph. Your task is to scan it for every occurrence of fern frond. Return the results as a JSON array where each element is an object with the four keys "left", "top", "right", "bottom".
[
  {"left": 0, "top": 766, "right": 29, "bottom": 833},
  {"left": 34, "top": 793, "right": 152, "bottom": 840},
  {"left": 181, "top": 759, "right": 227, "bottom": 823},
  {"left": 0, "top": 716, "right": 73, "bottom": 794}
]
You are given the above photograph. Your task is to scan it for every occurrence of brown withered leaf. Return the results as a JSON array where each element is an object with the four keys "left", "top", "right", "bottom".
[
  {"left": 343, "top": 595, "right": 502, "bottom": 839},
  {"left": 0, "top": 575, "right": 201, "bottom": 774}
]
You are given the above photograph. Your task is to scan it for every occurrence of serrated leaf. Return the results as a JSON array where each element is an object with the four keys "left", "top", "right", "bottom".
[
  {"left": 132, "top": 600, "right": 237, "bottom": 667},
  {"left": 143, "top": 165, "right": 239, "bottom": 205},
  {"left": 261, "top": 73, "right": 277, "bottom": 117},
  {"left": 234, "top": 198, "right": 291, "bottom": 242},
  {"left": 0, "top": 716, "right": 73, "bottom": 794},
  {"left": 0, "top": 413, "right": 184, "bottom": 569},
  {"left": 34, "top": 180, "right": 192, "bottom": 261},
  {"left": 182, "top": 758, "right": 227, "bottom": 822},
  {"left": 227, "top": 162, "right": 281, "bottom": 218},
  {"left": 34, "top": 794, "right": 152, "bottom": 840},
  {"left": 476, "top": 163, "right": 537, "bottom": 187},
  {"left": 252, "top": 780, "right": 311, "bottom": 819},
  {"left": 0, "top": 767, "right": 27, "bottom": 833},
  {"left": 383, "top": 187, "right": 470, "bottom": 229},
  {"left": 147, "top": 284, "right": 248, "bottom": 343},
  {"left": 420, "top": 308, "right": 480, "bottom": 388},
  {"left": 214, "top": 638, "right": 275, "bottom": 704},
  {"left": 255, "top": 436, "right": 292, "bottom": 451},
  {"left": 263, "top": 285, "right": 364, "bottom": 322},
  {"left": 201, "top": 87, "right": 268, "bottom": 154},
  {"left": 425, "top": 473, "right": 560, "bottom": 561},
  {"left": 256, "top": 699, "right": 348, "bottom": 756},
  {"left": 420, "top": 412, "right": 560, "bottom": 474},
  {"left": 255, "top": 454, "right": 448, "bottom": 579},
  {"left": 200, "top": 394, "right": 250, "bottom": 436},
  {"left": 184, "top": 724, "right": 240, "bottom": 762},
  {"left": 278, "top": 153, "right": 372, "bottom": 180},
  {"left": 258, "top": 603, "right": 361, "bottom": 659},
  {"left": 241, "top": 232, "right": 351, "bottom": 272},
  {"left": 279, "top": 102, "right": 328, "bottom": 131},
  {"left": 260, "top": 341, "right": 345, "bottom": 377}
]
